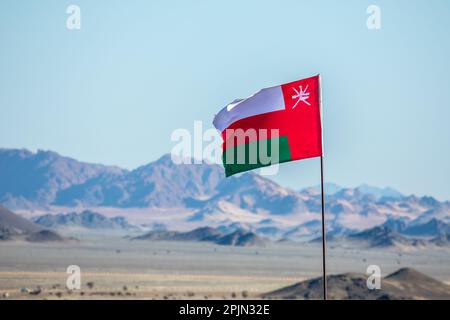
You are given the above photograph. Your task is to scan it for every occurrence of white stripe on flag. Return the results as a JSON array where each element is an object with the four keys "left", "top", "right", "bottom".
[{"left": 213, "top": 85, "right": 285, "bottom": 132}]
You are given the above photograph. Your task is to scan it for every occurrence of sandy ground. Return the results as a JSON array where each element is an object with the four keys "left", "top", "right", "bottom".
[{"left": 1, "top": 237, "right": 450, "bottom": 300}]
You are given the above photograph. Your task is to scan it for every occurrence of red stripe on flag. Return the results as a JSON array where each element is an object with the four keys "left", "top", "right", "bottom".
[{"left": 221, "top": 75, "right": 322, "bottom": 161}]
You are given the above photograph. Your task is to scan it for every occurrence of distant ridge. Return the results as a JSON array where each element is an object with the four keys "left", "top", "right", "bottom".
[
  {"left": 0, "top": 149, "right": 223, "bottom": 209},
  {"left": 348, "top": 226, "right": 426, "bottom": 248},
  {"left": 355, "top": 184, "right": 404, "bottom": 200},
  {"left": 215, "top": 229, "right": 267, "bottom": 246},
  {"left": 133, "top": 226, "right": 266, "bottom": 247},
  {"left": 33, "top": 210, "right": 137, "bottom": 231}
]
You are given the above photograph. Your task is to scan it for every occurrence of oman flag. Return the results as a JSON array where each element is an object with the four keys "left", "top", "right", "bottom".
[{"left": 213, "top": 75, "right": 323, "bottom": 177}]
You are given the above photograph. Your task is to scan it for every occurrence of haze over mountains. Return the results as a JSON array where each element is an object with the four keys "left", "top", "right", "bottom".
[{"left": 1, "top": 148, "right": 449, "bottom": 248}]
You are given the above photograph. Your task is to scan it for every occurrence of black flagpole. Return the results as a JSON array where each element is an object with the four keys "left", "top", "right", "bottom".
[
  {"left": 319, "top": 74, "right": 327, "bottom": 300},
  {"left": 320, "top": 155, "right": 327, "bottom": 300}
]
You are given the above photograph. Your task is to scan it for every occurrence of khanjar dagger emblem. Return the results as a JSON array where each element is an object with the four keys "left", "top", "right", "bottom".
[{"left": 291, "top": 85, "right": 311, "bottom": 108}]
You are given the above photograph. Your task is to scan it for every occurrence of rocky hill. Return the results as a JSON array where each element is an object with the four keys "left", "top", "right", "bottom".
[
  {"left": 0, "top": 205, "right": 68, "bottom": 242},
  {"left": 262, "top": 268, "right": 450, "bottom": 300},
  {"left": 0, "top": 204, "right": 42, "bottom": 238}
]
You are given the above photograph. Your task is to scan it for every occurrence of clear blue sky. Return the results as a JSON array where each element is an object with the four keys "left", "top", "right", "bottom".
[{"left": 1, "top": 0, "right": 449, "bottom": 199}]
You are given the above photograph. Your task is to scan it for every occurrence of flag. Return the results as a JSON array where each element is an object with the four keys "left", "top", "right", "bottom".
[{"left": 213, "top": 75, "right": 323, "bottom": 177}]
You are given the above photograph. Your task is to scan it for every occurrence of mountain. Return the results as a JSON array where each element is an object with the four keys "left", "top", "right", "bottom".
[
  {"left": 133, "top": 227, "right": 223, "bottom": 242},
  {"left": 0, "top": 148, "right": 449, "bottom": 245},
  {"left": 208, "top": 173, "right": 308, "bottom": 215},
  {"left": 0, "top": 204, "right": 42, "bottom": 239},
  {"left": 179, "top": 172, "right": 313, "bottom": 227},
  {"left": 0, "top": 149, "right": 307, "bottom": 212},
  {"left": 409, "top": 206, "right": 450, "bottom": 225},
  {"left": 133, "top": 226, "right": 266, "bottom": 247},
  {"left": 255, "top": 225, "right": 284, "bottom": 239},
  {"left": 315, "top": 215, "right": 450, "bottom": 249},
  {"left": 348, "top": 226, "right": 426, "bottom": 248},
  {"left": 25, "top": 230, "right": 72, "bottom": 243},
  {"left": 55, "top": 154, "right": 224, "bottom": 208},
  {"left": 354, "top": 184, "right": 404, "bottom": 200},
  {"left": 32, "top": 210, "right": 137, "bottom": 231},
  {"left": 304, "top": 183, "right": 402, "bottom": 199},
  {"left": 0, "top": 149, "right": 224, "bottom": 208},
  {"left": 380, "top": 217, "right": 410, "bottom": 233},
  {"left": 302, "top": 183, "right": 343, "bottom": 195},
  {"left": 217, "top": 221, "right": 252, "bottom": 234},
  {"left": 262, "top": 268, "right": 450, "bottom": 300},
  {"left": 0, "top": 205, "right": 69, "bottom": 242},
  {"left": 431, "top": 234, "right": 450, "bottom": 246},
  {"left": 403, "top": 218, "right": 450, "bottom": 237},
  {"left": 215, "top": 229, "right": 267, "bottom": 247},
  {"left": 283, "top": 220, "right": 322, "bottom": 242},
  {"left": 0, "top": 149, "right": 124, "bottom": 209},
  {"left": 383, "top": 268, "right": 450, "bottom": 299}
]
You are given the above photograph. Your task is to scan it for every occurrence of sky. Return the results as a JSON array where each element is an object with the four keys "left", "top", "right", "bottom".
[{"left": 0, "top": 0, "right": 449, "bottom": 199}]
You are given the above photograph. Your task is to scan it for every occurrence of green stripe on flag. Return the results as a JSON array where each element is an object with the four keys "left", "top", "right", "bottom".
[{"left": 222, "top": 136, "right": 292, "bottom": 177}]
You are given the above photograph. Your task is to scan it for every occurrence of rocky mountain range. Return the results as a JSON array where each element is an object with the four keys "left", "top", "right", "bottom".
[
  {"left": 0, "top": 148, "right": 449, "bottom": 248},
  {"left": 0, "top": 149, "right": 124, "bottom": 209},
  {"left": 32, "top": 210, "right": 138, "bottom": 231},
  {"left": 132, "top": 226, "right": 267, "bottom": 247}
]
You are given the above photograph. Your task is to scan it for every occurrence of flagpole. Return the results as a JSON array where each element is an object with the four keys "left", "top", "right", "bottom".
[
  {"left": 320, "top": 155, "right": 327, "bottom": 300},
  {"left": 318, "top": 74, "right": 327, "bottom": 300}
]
